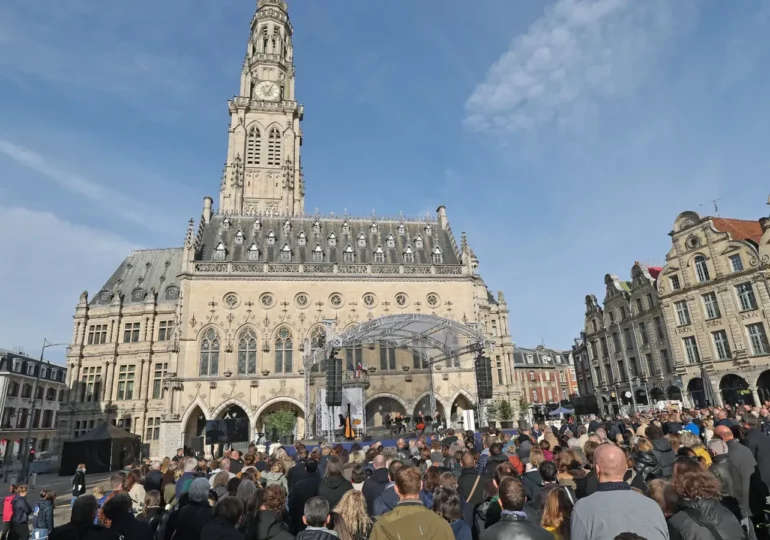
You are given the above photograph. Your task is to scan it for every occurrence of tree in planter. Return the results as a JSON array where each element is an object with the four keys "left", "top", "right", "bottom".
[
  {"left": 498, "top": 399, "right": 513, "bottom": 428},
  {"left": 485, "top": 400, "right": 499, "bottom": 428},
  {"left": 263, "top": 410, "right": 296, "bottom": 443}
]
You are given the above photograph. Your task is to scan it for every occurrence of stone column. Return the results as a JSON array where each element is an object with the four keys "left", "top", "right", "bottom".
[
  {"left": 752, "top": 387, "right": 761, "bottom": 408},
  {"left": 138, "top": 359, "right": 151, "bottom": 401},
  {"left": 105, "top": 361, "right": 117, "bottom": 403}
]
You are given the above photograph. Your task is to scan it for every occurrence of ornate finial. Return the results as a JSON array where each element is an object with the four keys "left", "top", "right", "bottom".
[
  {"left": 185, "top": 218, "right": 195, "bottom": 248},
  {"left": 461, "top": 232, "right": 469, "bottom": 252},
  {"left": 497, "top": 291, "right": 506, "bottom": 303},
  {"left": 78, "top": 291, "right": 88, "bottom": 306}
]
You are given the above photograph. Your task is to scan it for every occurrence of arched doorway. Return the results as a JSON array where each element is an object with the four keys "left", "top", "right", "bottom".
[
  {"left": 413, "top": 395, "right": 446, "bottom": 423},
  {"left": 757, "top": 371, "right": 770, "bottom": 404},
  {"left": 635, "top": 388, "right": 648, "bottom": 405},
  {"left": 666, "top": 386, "right": 682, "bottom": 401},
  {"left": 183, "top": 405, "right": 207, "bottom": 452},
  {"left": 720, "top": 374, "right": 753, "bottom": 407},
  {"left": 650, "top": 387, "right": 665, "bottom": 403},
  {"left": 256, "top": 400, "right": 304, "bottom": 441},
  {"left": 366, "top": 396, "right": 405, "bottom": 429},
  {"left": 687, "top": 378, "right": 705, "bottom": 408},
  {"left": 450, "top": 394, "right": 473, "bottom": 429}
]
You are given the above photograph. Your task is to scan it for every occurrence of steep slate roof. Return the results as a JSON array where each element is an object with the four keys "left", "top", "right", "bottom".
[
  {"left": 196, "top": 215, "right": 460, "bottom": 265},
  {"left": 513, "top": 345, "right": 573, "bottom": 367},
  {"left": 712, "top": 217, "right": 763, "bottom": 244},
  {"left": 91, "top": 248, "right": 183, "bottom": 306}
]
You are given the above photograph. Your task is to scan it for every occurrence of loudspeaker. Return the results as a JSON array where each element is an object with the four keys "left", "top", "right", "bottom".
[
  {"left": 475, "top": 355, "right": 493, "bottom": 400},
  {"left": 326, "top": 357, "right": 342, "bottom": 407}
]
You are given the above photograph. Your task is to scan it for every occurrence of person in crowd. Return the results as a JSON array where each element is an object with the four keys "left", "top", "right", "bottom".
[
  {"left": 647, "top": 479, "right": 678, "bottom": 524},
  {"left": 288, "top": 449, "right": 309, "bottom": 492},
  {"left": 172, "top": 478, "right": 215, "bottom": 540},
  {"left": 175, "top": 457, "right": 199, "bottom": 501},
  {"left": 677, "top": 432, "right": 711, "bottom": 467},
  {"left": 740, "top": 415, "right": 770, "bottom": 492},
  {"left": 477, "top": 462, "right": 523, "bottom": 534},
  {"left": 420, "top": 467, "right": 440, "bottom": 510},
  {"left": 144, "top": 461, "right": 164, "bottom": 494},
  {"left": 163, "top": 468, "right": 180, "bottom": 509},
  {"left": 362, "top": 455, "right": 389, "bottom": 516},
  {"left": 3, "top": 485, "right": 17, "bottom": 540},
  {"left": 533, "top": 461, "right": 563, "bottom": 513},
  {"left": 570, "top": 444, "right": 668, "bottom": 540},
  {"left": 243, "top": 484, "right": 292, "bottom": 540},
  {"left": 32, "top": 489, "right": 55, "bottom": 540},
  {"left": 433, "top": 488, "right": 471, "bottom": 540},
  {"left": 230, "top": 451, "right": 244, "bottom": 475},
  {"left": 71, "top": 465, "right": 87, "bottom": 507},
  {"left": 123, "top": 470, "right": 145, "bottom": 515},
  {"left": 706, "top": 439, "right": 741, "bottom": 522},
  {"left": 370, "top": 467, "right": 454, "bottom": 540},
  {"left": 667, "top": 456, "right": 744, "bottom": 540},
  {"left": 136, "top": 490, "right": 163, "bottom": 534},
  {"left": 485, "top": 444, "right": 511, "bottom": 477},
  {"left": 372, "top": 460, "right": 404, "bottom": 518},
  {"left": 9, "top": 484, "right": 33, "bottom": 540},
  {"left": 296, "top": 497, "right": 336, "bottom": 540},
  {"left": 318, "top": 456, "right": 354, "bottom": 513},
  {"left": 715, "top": 410, "right": 738, "bottom": 428},
  {"left": 332, "top": 490, "right": 372, "bottom": 540},
  {"left": 235, "top": 480, "right": 257, "bottom": 516},
  {"left": 554, "top": 451, "right": 586, "bottom": 491},
  {"left": 172, "top": 448, "right": 185, "bottom": 463},
  {"left": 289, "top": 459, "right": 322, "bottom": 534},
  {"left": 540, "top": 440, "right": 554, "bottom": 462},
  {"left": 457, "top": 453, "right": 488, "bottom": 529},
  {"left": 479, "top": 477, "right": 551, "bottom": 540},
  {"left": 629, "top": 437, "right": 660, "bottom": 486},
  {"left": 541, "top": 487, "right": 575, "bottom": 540},
  {"left": 201, "top": 497, "right": 245, "bottom": 540},
  {"left": 101, "top": 493, "right": 153, "bottom": 540},
  {"left": 350, "top": 465, "right": 366, "bottom": 492},
  {"left": 49, "top": 495, "right": 115, "bottom": 540},
  {"left": 522, "top": 445, "right": 546, "bottom": 500},
  {"left": 212, "top": 471, "right": 232, "bottom": 502},
  {"left": 645, "top": 425, "right": 675, "bottom": 479},
  {"left": 262, "top": 462, "right": 289, "bottom": 494},
  {"left": 227, "top": 477, "right": 242, "bottom": 497},
  {"left": 516, "top": 434, "right": 533, "bottom": 466},
  {"left": 96, "top": 475, "right": 125, "bottom": 527}
]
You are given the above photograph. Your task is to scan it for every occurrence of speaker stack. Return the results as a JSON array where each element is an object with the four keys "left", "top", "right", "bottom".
[
  {"left": 475, "top": 354, "right": 493, "bottom": 400},
  {"left": 325, "top": 355, "right": 343, "bottom": 407}
]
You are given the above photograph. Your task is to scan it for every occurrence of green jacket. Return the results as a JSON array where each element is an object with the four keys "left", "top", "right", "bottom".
[{"left": 370, "top": 500, "right": 454, "bottom": 540}]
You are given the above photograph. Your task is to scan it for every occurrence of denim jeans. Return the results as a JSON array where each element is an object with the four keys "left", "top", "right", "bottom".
[{"left": 32, "top": 529, "right": 49, "bottom": 540}]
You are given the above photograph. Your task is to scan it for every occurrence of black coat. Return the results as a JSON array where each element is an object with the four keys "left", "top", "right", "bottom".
[
  {"left": 651, "top": 437, "right": 675, "bottom": 478},
  {"left": 49, "top": 523, "right": 120, "bottom": 540},
  {"left": 72, "top": 470, "right": 87, "bottom": 497},
  {"left": 668, "top": 498, "right": 745, "bottom": 540},
  {"left": 742, "top": 428, "right": 770, "bottom": 492},
  {"left": 484, "top": 454, "right": 510, "bottom": 477},
  {"left": 457, "top": 468, "right": 488, "bottom": 536},
  {"left": 362, "top": 468, "right": 390, "bottom": 516},
  {"left": 287, "top": 461, "right": 308, "bottom": 492},
  {"left": 33, "top": 498, "right": 55, "bottom": 531},
  {"left": 144, "top": 470, "right": 164, "bottom": 494},
  {"left": 520, "top": 471, "right": 543, "bottom": 503},
  {"left": 288, "top": 474, "right": 322, "bottom": 534},
  {"left": 108, "top": 514, "right": 154, "bottom": 540},
  {"left": 574, "top": 469, "right": 598, "bottom": 500},
  {"left": 245, "top": 510, "right": 294, "bottom": 540},
  {"left": 296, "top": 528, "right": 337, "bottom": 540},
  {"left": 11, "top": 494, "right": 33, "bottom": 524},
  {"left": 136, "top": 507, "right": 163, "bottom": 533},
  {"left": 202, "top": 517, "right": 246, "bottom": 540},
  {"left": 317, "top": 476, "right": 353, "bottom": 512},
  {"left": 479, "top": 514, "right": 553, "bottom": 540},
  {"left": 173, "top": 500, "right": 215, "bottom": 540}
]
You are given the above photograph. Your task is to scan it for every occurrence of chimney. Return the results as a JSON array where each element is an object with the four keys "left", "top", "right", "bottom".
[
  {"left": 203, "top": 197, "right": 213, "bottom": 224},
  {"left": 436, "top": 205, "right": 448, "bottom": 229}
]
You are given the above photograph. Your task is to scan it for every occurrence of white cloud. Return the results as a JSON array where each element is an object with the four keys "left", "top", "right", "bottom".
[
  {"left": 0, "top": 207, "right": 139, "bottom": 361},
  {"left": 465, "top": 0, "right": 681, "bottom": 134}
]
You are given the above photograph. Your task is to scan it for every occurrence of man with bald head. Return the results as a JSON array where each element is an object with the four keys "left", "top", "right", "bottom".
[
  {"left": 715, "top": 425, "right": 760, "bottom": 530},
  {"left": 571, "top": 444, "right": 668, "bottom": 540},
  {"left": 362, "top": 454, "right": 389, "bottom": 515}
]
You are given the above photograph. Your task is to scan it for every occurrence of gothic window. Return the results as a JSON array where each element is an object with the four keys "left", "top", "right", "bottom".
[
  {"left": 343, "top": 245, "right": 355, "bottom": 263},
  {"left": 267, "top": 231, "right": 276, "bottom": 245},
  {"left": 237, "top": 328, "right": 258, "bottom": 375},
  {"left": 200, "top": 328, "right": 220, "bottom": 376},
  {"left": 328, "top": 233, "right": 337, "bottom": 247},
  {"left": 235, "top": 230, "right": 244, "bottom": 245},
  {"left": 373, "top": 246, "right": 385, "bottom": 263},
  {"left": 165, "top": 286, "right": 179, "bottom": 300},
  {"left": 432, "top": 247, "right": 443, "bottom": 264},
  {"left": 397, "top": 223, "right": 405, "bottom": 235},
  {"left": 312, "top": 245, "right": 324, "bottom": 262},
  {"left": 386, "top": 234, "right": 395, "bottom": 248},
  {"left": 694, "top": 255, "right": 710, "bottom": 282},
  {"left": 370, "top": 222, "right": 378, "bottom": 233},
  {"left": 253, "top": 219, "right": 261, "bottom": 231},
  {"left": 403, "top": 246, "right": 414, "bottom": 264},
  {"left": 415, "top": 235, "right": 423, "bottom": 249},
  {"left": 267, "top": 127, "right": 282, "bottom": 166},
  {"left": 313, "top": 221, "right": 321, "bottom": 234},
  {"left": 342, "top": 222, "right": 350, "bottom": 235},
  {"left": 223, "top": 217, "right": 230, "bottom": 230},
  {"left": 425, "top": 224, "right": 432, "bottom": 236},
  {"left": 297, "top": 232, "right": 307, "bottom": 246},
  {"left": 247, "top": 243, "right": 259, "bottom": 261},
  {"left": 275, "top": 328, "right": 293, "bottom": 373},
  {"left": 310, "top": 326, "right": 326, "bottom": 373},
  {"left": 246, "top": 126, "right": 261, "bottom": 165},
  {"left": 280, "top": 244, "right": 292, "bottom": 262},
  {"left": 357, "top": 234, "right": 366, "bottom": 248},
  {"left": 214, "top": 242, "right": 226, "bottom": 261}
]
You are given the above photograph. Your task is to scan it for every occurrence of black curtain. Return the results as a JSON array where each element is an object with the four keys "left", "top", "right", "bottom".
[{"left": 59, "top": 440, "right": 112, "bottom": 476}]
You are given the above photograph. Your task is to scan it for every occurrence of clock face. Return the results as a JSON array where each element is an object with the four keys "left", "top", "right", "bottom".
[{"left": 255, "top": 81, "right": 280, "bottom": 101}]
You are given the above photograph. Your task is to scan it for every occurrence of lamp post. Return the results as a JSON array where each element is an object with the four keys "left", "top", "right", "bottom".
[{"left": 19, "top": 339, "right": 67, "bottom": 483}]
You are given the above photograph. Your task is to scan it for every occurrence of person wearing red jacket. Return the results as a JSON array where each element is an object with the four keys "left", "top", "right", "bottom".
[{"left": 1, "top": 485, "right": 16, "bottom": 540}]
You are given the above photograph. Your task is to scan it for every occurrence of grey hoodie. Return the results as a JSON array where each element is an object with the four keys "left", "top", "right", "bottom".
[{"left": 262, "top": 471, "right": 289, "bottom": 493}]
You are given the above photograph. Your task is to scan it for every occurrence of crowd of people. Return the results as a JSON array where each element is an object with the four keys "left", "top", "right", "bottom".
[{"left": 8, "top": 404, "right": 770, "bottom": 540}]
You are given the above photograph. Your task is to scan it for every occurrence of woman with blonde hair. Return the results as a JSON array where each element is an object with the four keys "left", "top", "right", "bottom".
[
  {"left": 160, "top": 456, "right": 171, "bottom": 474},
  {"left": 541, "top": 487, "right": 574, "bottom": 540},
  {"left": 332, "top": 490, "right": 372, "bottom": 540},
  {"left": 212, "top": 470, "right": 231, "bottom": 501},
  {"left": 271, "top": 447, "right": 294, "bottom": 474},
  {"left": 124, "top": 469, "right": 146, "bottom": 514}
]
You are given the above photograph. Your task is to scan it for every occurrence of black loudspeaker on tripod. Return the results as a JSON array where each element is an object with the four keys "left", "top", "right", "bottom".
[
  {"left": 475, "top": 354, "right": 493, "bottom": 400},
  {"left": 326, "top": 355, "right": 342, "bottom": 407}
]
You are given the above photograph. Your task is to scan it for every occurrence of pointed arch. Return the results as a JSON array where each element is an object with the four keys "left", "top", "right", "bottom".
[
  {"left": 274, "top": 326, "right": 293, "bottom": 373},
  {"left": 199, "top": 327, "right": 220, "bottom": 376},
  {"left": 237, "top": 326, "right": 258, "bottom": 375},
  {"left": 267, "top": 126, "right": 282, "bottom": 166},
  {"left": 211, "top": 398, "right": 255, "bottom": 423},
  {"left": 180, "top": 399, "right": 211, "bottom": 436},
  {"left": 308, "top": 325, "right": 327, "bottom": 372},
  {"left": 246, "top": 124, "right": 262, "bottom": 165}
]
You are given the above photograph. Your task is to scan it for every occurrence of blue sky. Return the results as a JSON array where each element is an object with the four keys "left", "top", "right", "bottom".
[{"left": 2, "top": 0, "right": 770, "bottom": 363}]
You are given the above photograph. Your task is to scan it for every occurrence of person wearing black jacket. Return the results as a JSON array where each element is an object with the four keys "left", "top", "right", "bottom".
[
  {"left": 170, "top": 479, "right": 215, "bottom": 540},
  {"left": 287, "top": 450, "right": 309, "bottom": 492},
  {"left": 288, "top": 460, "right": 322, "bottom": 535},
  {"left": 10, "top": 485, "right": 33, "bottom": 540},
  {"left": 362, "top": 455, "right": 389, "bottom": 516},
  {"left": 646, "top": 424, "right": 675, "bottom": 478},
  {"left": 483, "top": 444, "right": 509, "bottom": 478},
  {"left": 456, "top": 454, "right": 488, "bottom": 535},
  {"left": 49, "top": 495, "right": 117, "bottom": 540},
  {"left": 741, "top": 415, "right": 770, "bottom": 492},
  {"left": 316, "top": 457, "right": 353, "bottom": 513},
  {"left": 71, "top": 465, "right": 87, "bottom": 507},
  {"left": 143, "top": 463, "right": 163, "bottom": 495},
  {"left": 201, "top": 497, "right": 245, "bottom": 540},
  {"left": 479, "top": 478, "right": 551, "bottom": 540},
  {"left": 101, "top": 493, "right": 153, "bottom": 540},
  {"left": 32, "top": 489, "right": 55, "bottom": 539}
]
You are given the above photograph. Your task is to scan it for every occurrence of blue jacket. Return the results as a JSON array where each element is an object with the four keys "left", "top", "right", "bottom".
[
  {"left": 373, "top": 485, "right": 399, "bottom": 517},
  {"left": 11, "top": 495, "right": 33, "bottom": 524},
  {"left": 175, "top": 472, "right": 199, "bottom": 500},
  {"left": 419, "top": 489, "right": 434, "bottom": 509},
  {"left": 682, "top": 421, "right": 700, "bottom": 436},
  {"left": 32, "top": 499, "right": 54, "bottom": 531},
  {"left": 451, "top": 519, "right": 472, "bottom": 540}
]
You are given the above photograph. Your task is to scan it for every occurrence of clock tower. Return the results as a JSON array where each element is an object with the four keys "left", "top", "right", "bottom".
[{"left": 220, "top": 0, "right": 304, "bottom": 216}]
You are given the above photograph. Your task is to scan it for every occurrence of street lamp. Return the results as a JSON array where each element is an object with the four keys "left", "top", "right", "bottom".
[{"left": 19, "top": 339, "right": 68, "bottom": 483}]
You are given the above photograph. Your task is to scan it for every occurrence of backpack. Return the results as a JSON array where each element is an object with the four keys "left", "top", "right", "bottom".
[{"left": 3, "top": 496, "right": 13, "bottom": 523}]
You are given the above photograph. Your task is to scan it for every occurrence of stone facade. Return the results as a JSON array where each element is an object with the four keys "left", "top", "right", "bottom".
[
  {"left": 512, "top": 346, "right": 577, "bottom": 418},
  {"left": 0, "top": 349, "right": 67, "bottom": 460},
  {"left": 60, "top": 0, "right": 516, "bottom": 458},
  {"left": 658, "top": 211, "right": 770, "bottom": 408},
  {"left": 582, "top": 263, "right": 678, "bottom": 415}
]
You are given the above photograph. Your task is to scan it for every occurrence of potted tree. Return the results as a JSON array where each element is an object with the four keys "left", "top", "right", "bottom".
[
  {"left": 485, "top": 400, "right": 498, "bottom": 429},
  {"left": 498, "top": 399, "right": 514, "bottom": 429},
  {"left": 263, "top": 410, "right": 297, "bottom": 445}
]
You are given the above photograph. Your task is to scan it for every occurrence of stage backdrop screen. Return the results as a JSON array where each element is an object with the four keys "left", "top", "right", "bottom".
[{"left": 205, "top": 418, "right": 250, "bottom": 444}]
